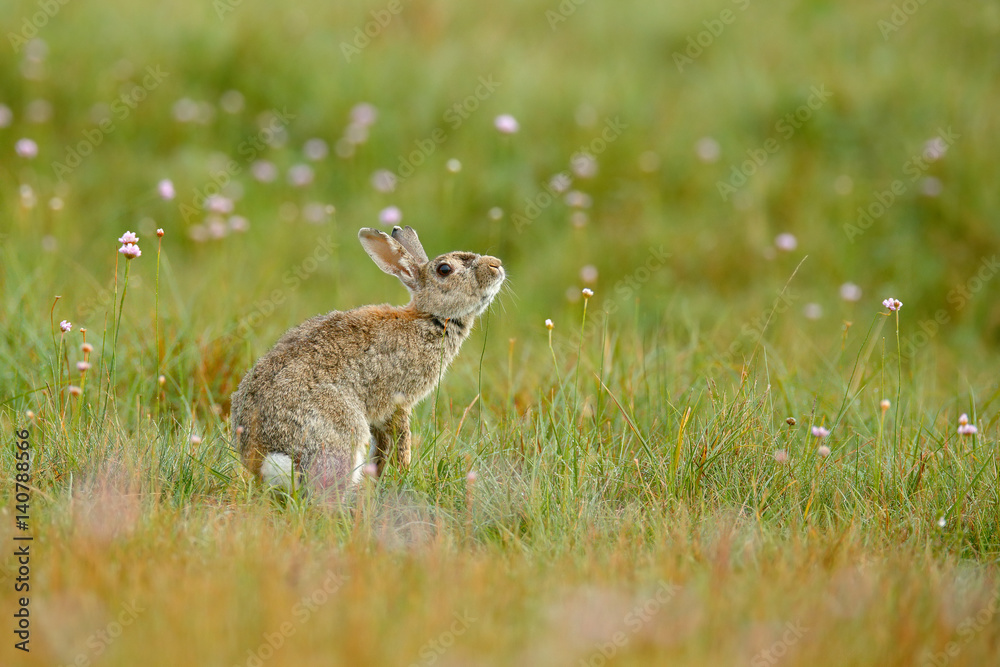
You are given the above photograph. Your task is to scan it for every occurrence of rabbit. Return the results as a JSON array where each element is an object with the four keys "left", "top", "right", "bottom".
[{"left": 230, "top": 225, "right": 505, "bottom": 494}]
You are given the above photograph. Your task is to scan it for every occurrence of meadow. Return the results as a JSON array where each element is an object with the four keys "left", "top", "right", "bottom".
[{"left": 1, "top": 0, "right": 1000, "bottom": 665}]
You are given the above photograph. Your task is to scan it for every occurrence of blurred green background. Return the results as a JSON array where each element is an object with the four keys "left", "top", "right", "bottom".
[{"left": 2, "top": 0, "right": 999, "bottom": 399}]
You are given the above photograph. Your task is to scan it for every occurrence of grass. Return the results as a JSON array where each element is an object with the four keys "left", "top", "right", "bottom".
[{"left": 2, "top": 0, "right": 1000, "bottom": 665}]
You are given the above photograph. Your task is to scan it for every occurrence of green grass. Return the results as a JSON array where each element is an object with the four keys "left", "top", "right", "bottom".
[{"left": 2, "top": 0, "right": 1000, "bottom": 665}]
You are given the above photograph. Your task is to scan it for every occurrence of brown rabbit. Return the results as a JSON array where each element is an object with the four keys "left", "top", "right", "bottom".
[{"left": 230, "top": 226, "right": 505, "bottom": 493}]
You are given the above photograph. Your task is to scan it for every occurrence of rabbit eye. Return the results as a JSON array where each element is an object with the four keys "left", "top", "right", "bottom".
[{"left": 436, "top": 263, "right": 453, "bottom": 277}]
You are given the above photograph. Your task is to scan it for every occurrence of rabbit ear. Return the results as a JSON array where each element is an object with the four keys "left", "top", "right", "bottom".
[
  {"left": 358, "top": 228, "right": 421, "bottom": 291},
  {"left": 390, "top": 226, "right": 429, "bottom": 264}
]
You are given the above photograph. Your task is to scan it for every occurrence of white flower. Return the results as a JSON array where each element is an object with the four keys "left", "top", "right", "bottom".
[
  {"left": 811, "top": 426, "right": 830, "bottom": 438},
  {"left": 695, "top": 137, "right": 720, "bottom": 163},
  {"left": 304, "top": 138, "right": 329, "bottom": 161},
  {"left": 371, "top": 169, "right": 397, "bottom": 193},
  {"left": 882, "top": 298, "right": 903, "bottom": 312},
  {"left": 564, "top": 190, "right": 592, "bottom": 209},
  {"left": 60, "top": 320, "right": 72, "bottom": 332},
  {"left": 840, "top": 282, "right": 862, "bottom": 302},
  {"left": 379, "top": 206, "right": 402, "bottom": 225},
  {"left": 582, "top": 288, "right": 594, "bottom": 298},
  {"left": 350, "top": 102, "right": 378, "bottom": 127},
  {"left": 287, "top": 164, "right": 314, "bottom": 187},
  {"left": 958, "top": 413, "right": 969, "bottom": 426},
  {"left": 773, "top": 449, "right": 789, "bottom": 464},
  {"left": 156, "top": 228, "right": 165, "bottom": 237},
  {"left": 157, "top": 179, "right": 175, "bottom": 200},
  {"left": 15, "top": 138, "right": 38, "bottom": 159},
  {"left": 118, "top": 244, "right": 142, "bottom": 259},
  {"left": 937, "top": 516, "right": 946, "bottom": 528},
  {"left": 544, "top": 319, "right": 554, "bottom": 330},
  {"left": 118, "top": 231, "right": 139, "bottom": 245},
  {"left": 494, "top": 114, "right": 519, "bottom": 134},
  {"left": 570, "top": 152, "right": 598, "bottom": 179},
  {"left": 190, "top": 435, "right": 202, "bottom": 445},
  {"left": 251, "top": 160, "right": 278, "bottom": 183},
  {"left": 817, "top": 445, "right": 831, "bottom": 458},
  {"left": 923, "top": 137, "right": 948, "bottom": 161}
]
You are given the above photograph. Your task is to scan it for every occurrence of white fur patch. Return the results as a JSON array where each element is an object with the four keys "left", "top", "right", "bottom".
[
  {"left": 351, "top": 445, "right": 367, "bottom": 486},
  {"left": 261, "top": 453, "right": 295, "bottom": 492}
]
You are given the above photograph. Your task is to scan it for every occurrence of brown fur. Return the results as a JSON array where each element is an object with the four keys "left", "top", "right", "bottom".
[{"left": 230, "top": 226, "right": 504, "bottom": 490}]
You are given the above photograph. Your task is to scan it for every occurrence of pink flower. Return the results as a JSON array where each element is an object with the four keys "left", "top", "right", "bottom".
[
  {"left": 811, "top": 426, "right": 830, "bottom": 438},
  {"left": 68, "top": 385, "right": 82, "bottom": 397},
  {"left": 882, "top": 298, "right": 903, "bottom": 312},
  {"left": 379, "top": 206, "right": 402, "bottom": 225},
  {"left": 494, "top": 114, "right": 520, "bottom": 134},
  {"left": 773, "top": 449, "right": 789, "bottom": 464},
  {"left": 205, "top": 195, "right": 234, "bottom": 214},
  {"left": 157, "top": 179, "right": 175, "bottom": 200},
  {"left": 76, "top": 361, "right": 91, "bottom": 372},
  {"left": 775, "top": 233, "right": 797, "bottom": 251},
  {"left": 118, "top": 231, "right": 139, "bottom": 245},
  {"left": 119, "top": 244, "right": 141, "bottom": 259},
  {"left": 15, "top": 138, "right": 38, "bottom": 159},
  {"left": 817, "top": 445, "right": 831, "bottom": 457},
  {"left": 60, "top": 320, "right": 72, "bottom": 332},
  {"left": 958, "top": 424, "right": 978, "bottom": 436}
]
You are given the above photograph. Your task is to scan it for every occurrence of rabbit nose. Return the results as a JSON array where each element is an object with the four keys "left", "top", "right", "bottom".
[{"left": 486, "top": 257, "right": 503, "bottom": 272}]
